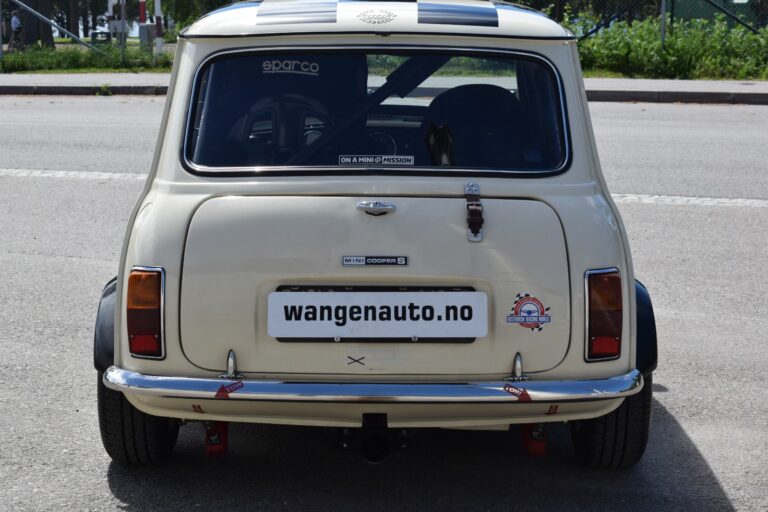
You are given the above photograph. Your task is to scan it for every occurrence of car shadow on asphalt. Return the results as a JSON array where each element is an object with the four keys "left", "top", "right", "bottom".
[{"left": 107, "top": 398, "right": 733, "bottom": 511}]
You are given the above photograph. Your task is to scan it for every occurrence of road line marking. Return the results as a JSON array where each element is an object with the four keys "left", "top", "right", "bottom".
[
  {"left": 0, "top": 168, "right": 147, "bottom": 181},
  {"left": 2, "top": 168, "right": 767, "bottom": 208},
  {"left": 612, "top": 193, "right": 768, "bottom": 208}
]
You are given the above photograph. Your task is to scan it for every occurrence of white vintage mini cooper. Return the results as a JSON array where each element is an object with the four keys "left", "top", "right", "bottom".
[{"left": 95, "top": 0, "right": 658, "bottom": 468}]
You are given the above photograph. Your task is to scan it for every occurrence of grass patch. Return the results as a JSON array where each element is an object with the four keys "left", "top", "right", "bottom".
[
  {"left": 0, "top": 46, "right": 173, "bottom": 73},
  {"left": 368, "top": 55, "right": 517, "bottom": 77},
  {"left": 21, "top": 67, "right": 171, "bottom": 74},
  {"left": 163, "top": 29, "right": 179, "bottom": 44},
  {"left": 567, "top": 14, "right": 768, "bottom": 80},
  {"left": 581, "top": 68, "right": 635, "bottom": 79},
  {"left": 54, "top": 37, "right": 143, "bottom": 46}
]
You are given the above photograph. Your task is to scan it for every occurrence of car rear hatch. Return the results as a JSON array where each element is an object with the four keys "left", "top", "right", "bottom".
[{"left": 179, "top": 194, "right": 570, "bottom": 376}]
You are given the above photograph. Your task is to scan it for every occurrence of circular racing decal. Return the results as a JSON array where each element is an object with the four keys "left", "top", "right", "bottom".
[
  {"left": 358, "top": 10, "right": 397, "bottom": 24},
  {"left": 506, "top": 293, "right": 551, "bottom": 332}
]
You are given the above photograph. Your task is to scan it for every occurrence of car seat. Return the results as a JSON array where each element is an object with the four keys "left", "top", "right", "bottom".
[
  {"left": 192, "top": 53, "right": 369, "bottom": 167},
  {"left": 418, "top": 84, "right": 524, "bottom": 168}
]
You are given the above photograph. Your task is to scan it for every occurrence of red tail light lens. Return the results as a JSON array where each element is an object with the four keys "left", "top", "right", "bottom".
[
  {"left": 127, "top": 268, "right": 163, "bottom": 358},
  {"left": 587, "top": 270, "right": 622, "bottom": 360}
]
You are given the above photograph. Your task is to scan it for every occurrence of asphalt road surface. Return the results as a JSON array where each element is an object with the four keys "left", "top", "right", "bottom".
[{"left": 0, "top": 97, "right": 766, "bottom": 511}]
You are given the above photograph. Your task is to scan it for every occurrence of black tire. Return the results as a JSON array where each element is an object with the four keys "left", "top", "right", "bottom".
[
  {"left": 97, "top": 372, "right": 179, "bottom": 464},
  {"left": 571, "top": 373, "right": 653, "bottom": 469}
]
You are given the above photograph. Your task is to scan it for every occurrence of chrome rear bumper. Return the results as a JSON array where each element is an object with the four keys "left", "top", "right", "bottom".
[{"left": 104, "top": 367, "right": 643, "bottom": 404}]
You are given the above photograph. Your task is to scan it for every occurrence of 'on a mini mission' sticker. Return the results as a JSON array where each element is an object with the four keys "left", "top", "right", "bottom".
[{"left": 339, "top": 155, "right": 415, "bottom": 166}]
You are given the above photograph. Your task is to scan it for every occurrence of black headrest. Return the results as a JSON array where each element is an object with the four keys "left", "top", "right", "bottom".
[
  {"left": 424, "top": 84, "right": 518, "bottom": 125},
  {"left": 421, "top": 84, "right": 520, "bottom": 167}
]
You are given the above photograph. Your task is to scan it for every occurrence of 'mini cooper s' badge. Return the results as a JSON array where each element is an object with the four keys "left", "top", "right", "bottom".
[{"left": 342, "top": 256, "right": 408, "bottom": 267}]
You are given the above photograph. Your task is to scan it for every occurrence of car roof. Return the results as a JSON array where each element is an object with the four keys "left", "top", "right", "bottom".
[{"left": 182, "top": 0, "right": 571, "bottom": 40}]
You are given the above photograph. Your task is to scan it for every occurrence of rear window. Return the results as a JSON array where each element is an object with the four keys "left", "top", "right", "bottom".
[{"left": 185, "top": 50, "right": 568, "bottom": 174}]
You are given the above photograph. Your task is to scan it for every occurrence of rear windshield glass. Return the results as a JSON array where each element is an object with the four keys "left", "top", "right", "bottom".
[{"left": 186, "top": 51, "right": 567, "bottom": 173}]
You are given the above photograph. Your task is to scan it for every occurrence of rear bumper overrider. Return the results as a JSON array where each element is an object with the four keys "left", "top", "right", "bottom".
[{"left": 104, "top": 366, "right": 643, "bottom": 404}]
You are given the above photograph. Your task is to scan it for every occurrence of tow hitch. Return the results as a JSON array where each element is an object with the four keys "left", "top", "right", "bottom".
[
  {"left": 339, "top": 414, "right": 409, "bottom": 464},
  {"left": 359, "top": 413, "right": 391, "bottom": 464}
]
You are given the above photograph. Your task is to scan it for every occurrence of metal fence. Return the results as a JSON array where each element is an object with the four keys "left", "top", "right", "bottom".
[
  {"left": 517, "top": 0, "right": 767, "bottom": 36},
  {"left": 666, "top": 0, "right": 767, "bottom": 31},
  {"left": 2, "top": 0, "right": 767, "bottom": 49}
]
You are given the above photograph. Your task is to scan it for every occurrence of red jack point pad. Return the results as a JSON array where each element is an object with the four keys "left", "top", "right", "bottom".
[
  {"left": 521, "top": 423, "right": 547, "bottom": 457},
  {"left": 205, "top": 422, "right": 229, "bottom": 457}
]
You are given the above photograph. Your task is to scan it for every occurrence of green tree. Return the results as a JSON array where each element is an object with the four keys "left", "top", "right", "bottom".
[
  {"left": 20, "top": 0, "right": 56, "bottom": 47},
  {"left": 152, "top": 0, "right": 229, "bottom": 28}
]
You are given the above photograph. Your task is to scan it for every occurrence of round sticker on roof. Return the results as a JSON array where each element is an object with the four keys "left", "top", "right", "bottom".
[{"left": 358, "top": 10, "right": 397, "bottom": 24}]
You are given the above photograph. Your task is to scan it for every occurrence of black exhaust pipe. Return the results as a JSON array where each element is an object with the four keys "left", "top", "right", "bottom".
[{"left": 360, "top": 431, "right": 391, "bottom": 464}]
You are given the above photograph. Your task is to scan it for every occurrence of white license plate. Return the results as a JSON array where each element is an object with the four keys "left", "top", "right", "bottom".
[{"left": 268, "top": 291, "right": 488, "bottom": 339}]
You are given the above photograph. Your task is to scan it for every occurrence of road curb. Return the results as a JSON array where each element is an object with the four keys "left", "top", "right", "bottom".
[
  {"left": 585, "top": 90, "right": 768, "bottom": 105},
  {"left": 1, "top": 84, "right": 767, "bottom": 104}
]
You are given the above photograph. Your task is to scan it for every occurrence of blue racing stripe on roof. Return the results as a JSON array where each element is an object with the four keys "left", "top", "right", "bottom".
[
  {"left": 257, "top": 0, "right": 338, "bottom": 24},
  {"left": 418, "top": 1, "right": 499, "bottom": 27}
]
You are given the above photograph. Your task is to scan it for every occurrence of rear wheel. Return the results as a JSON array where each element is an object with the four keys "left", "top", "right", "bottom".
[
  {"left": 97, "top": 372, "right": 179, "bottom": 464},
  {"left": 570, "top": 373, "right": 652, "bottom": 469}
]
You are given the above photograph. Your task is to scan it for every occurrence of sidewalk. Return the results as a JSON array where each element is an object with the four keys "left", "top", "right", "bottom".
[
  {"left": 0, "top": 72, "right": 767, "bottom": 104},
  {"left": 0, "top": 73, "right": 169, "bottom": 95}
]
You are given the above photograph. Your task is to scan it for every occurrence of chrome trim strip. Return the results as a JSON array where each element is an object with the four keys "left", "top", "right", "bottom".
[
  {"left": 104, "top": 367, "right": 642, "bottom": 404},
  {"left": 584, "top": 267, "right": 622, "bottom": 362},
  {"left": 180, "top": 44, "right": 571, "bottom": 178},
  {"left": 129, "top": 266, "right": 166, "bottom": 361}
]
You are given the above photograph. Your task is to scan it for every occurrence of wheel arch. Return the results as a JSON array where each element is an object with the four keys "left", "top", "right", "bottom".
[
  {"left": 94, "top": 277, "right": 117, "bottom": 372},
  {"left": 635, "top": 279, "right": 658, "bottom": 377}
]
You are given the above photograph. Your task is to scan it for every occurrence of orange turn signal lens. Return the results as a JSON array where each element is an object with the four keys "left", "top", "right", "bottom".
[
  {"left": 127, "top": 268, "right": 163, "bottom": 358},
  {"left": 587, "top": 270, "right": 622, "bottom": 360},
  {"left": 127, "top": 271, "right": 161, "bottom": 309}
]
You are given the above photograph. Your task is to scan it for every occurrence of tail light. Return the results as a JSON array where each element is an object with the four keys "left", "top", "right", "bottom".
[
  {"left": 586, "top": 269, "right": 622, "bottom": 361},
  {"left": 127, "top": 267, "right": 164, "bottom": 358}
]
